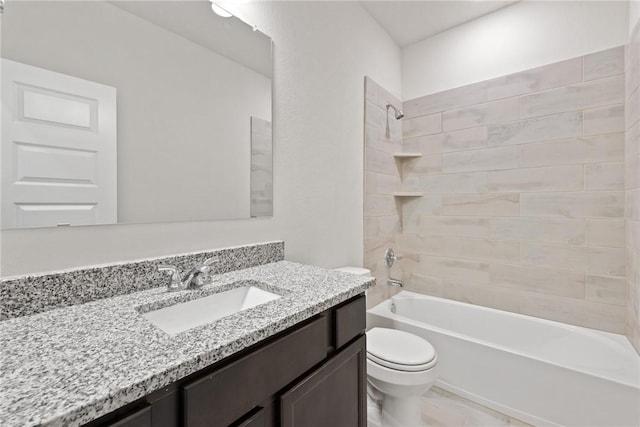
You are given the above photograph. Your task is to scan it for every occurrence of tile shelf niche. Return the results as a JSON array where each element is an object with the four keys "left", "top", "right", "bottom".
[
  {"left": 393, "top": 152, "right": 423, "bottom": 158},
  {"left": 393, "top": 191, "right": 424, "bottom": 197},
  {"left": 394, "top": 153, "right": 424, "bottom": 196}
]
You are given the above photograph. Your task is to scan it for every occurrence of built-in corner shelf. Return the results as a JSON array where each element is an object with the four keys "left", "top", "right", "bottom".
[
  {"left": 393, "top": 192, "right": 423, "bottom": 197},
  {"left": 392, "top": 153, "right": 423, "bottom": 197},
  {"left": 393, "top": 152, "right": 422, "bottom": 159}
]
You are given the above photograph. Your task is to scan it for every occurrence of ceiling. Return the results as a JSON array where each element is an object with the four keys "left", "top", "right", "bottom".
[
  {"left": 109, "top": 1, "right": 272, "bottom": 77},
  {"left": 360, "top": 1, "right": 519, "bottom": 47}
]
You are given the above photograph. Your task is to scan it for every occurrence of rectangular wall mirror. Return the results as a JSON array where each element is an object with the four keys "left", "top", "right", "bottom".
[{"left": 1, "top": 0, "right": 273, "bottom": 229}]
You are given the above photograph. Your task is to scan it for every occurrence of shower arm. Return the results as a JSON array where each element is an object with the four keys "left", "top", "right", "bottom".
[{"left": 386, "top": 102, "right": 404, "bottom": 120}]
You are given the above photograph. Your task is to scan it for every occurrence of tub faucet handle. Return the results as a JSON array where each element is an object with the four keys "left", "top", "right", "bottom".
[{"left": 384, "top": 248, "right": 402, "bottom": 268}]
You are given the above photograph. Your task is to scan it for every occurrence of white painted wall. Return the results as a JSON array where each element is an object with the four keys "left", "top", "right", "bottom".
[
  {"left": 402, "top": 0, "right": 630, "bottom": 100},
  {"left": 631, "top": 0, "right": 640, "bottom": 32},
  {"left": 0, "top": 1, "right": 402, "bottom": 276}
]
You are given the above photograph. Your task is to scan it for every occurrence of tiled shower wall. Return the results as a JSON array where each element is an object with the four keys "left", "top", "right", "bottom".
[
  {"left": 363, "top": 77, "right": 403, "bottom": 308},
  {"left": 250, "top": 117, "right": 273, "bottom": 217},
  {"left": 398, "top": 47, "right": 628, "bottom": 333},
  {"left": 627, "top": 22, "right": 640, "bottom": 353}
]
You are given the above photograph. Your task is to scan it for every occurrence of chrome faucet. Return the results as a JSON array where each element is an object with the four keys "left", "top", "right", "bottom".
[{"left": 157, "top": 257, "right": 219, "bottom": 291}]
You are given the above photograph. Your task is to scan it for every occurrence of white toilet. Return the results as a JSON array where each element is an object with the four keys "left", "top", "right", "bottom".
[
  {"left": 366, "top": 327, "right": 438, "bottom": 427},
  {"left": 334, "top": 267, "right": 439, "bottom": 427}
]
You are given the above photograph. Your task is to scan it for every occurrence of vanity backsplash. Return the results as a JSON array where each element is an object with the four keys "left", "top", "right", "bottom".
[{"left": 0, "top": 241, "right": 284, "bottom": 320}]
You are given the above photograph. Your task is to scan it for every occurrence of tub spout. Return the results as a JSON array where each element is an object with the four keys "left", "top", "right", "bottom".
[{"left": 387, "top": 278, "right": 403, "bottom": 287}]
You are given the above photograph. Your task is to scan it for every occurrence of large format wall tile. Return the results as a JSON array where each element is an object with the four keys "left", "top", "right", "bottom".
[
  {"left": 627, "top": 153, "right": 640, "bottom": 190},
  {"left": 439, "top": 194, "right": 520, "bottom": 216},
  {"left": 402, "top": 196, "right": 444, "bottom": 232},
  {"left": 488, "top": 217, "right": 585, "bottom": 245},
  {"left": 366, "top": 147, "right": 398, "bottom": 175},
  {"left": 403, "top": 113, "right": 442, "bottom": 138},
  {"left": 442, "top": 98, "right": 518, "bottom": 131},
  {"left": 442, "top": 146, "right": 518, "bottom": 173},
  {"left": 519, "top": 133, "right": 625, "bottom": 167},
  {"left": 397, "top": 233, "right": 444, "bottom": 255},
  {"left": 585, "top": 274, "right": 627, "bottom": 306},
  {"left": 585, "top": 218, "right": 625, "bottom": 248},
  {"left": 583, "top": 46, "right": 625, "bottom": 81},
  {"left": 403, "top": 271, "right": 444, "bottom": 296},
  {"left": 406, "top": 255, "right": 492, "bottom": 284},
  {"left": 418, "top": 172, "right": 488, "bottom": 194},
  {"left": 626, "top": 86, "right": 639, "bottom": 126},
  {"left": 627, "top": 188, "right": 640, "bottom": 221},
  {"left": 397, "top": 46, "right": 630, "bottom": 334},
  {"left": 583, "top": 104, "right": 625, "bottom": 135},
  {"left": 521, "top": 243, "right": 624, "bottom": 276},
  {"left": 402, "top": 154, "right": 443, "bottom": 175},
  {"left": 490, "top": 263, "right": 585, "bottom": 298},
  {"left": 518, "top": 293, "right": 625, "bottom": 332},
  {"left": 520, "top": 75, "right": 625, "bottom": 119},
  {"left": 403, "top": 133, "right": 444, "bottom": 154},
  {"left": 364, "top": 78, "right": 403, "bottom": 308},
  {"left": 420, "top": 216, "right": 490, "bottom": 239},
  {"left": 441, "top": 237, "right": 520, "bottom": 263},
  {"left": 487, "top": 165, "right": 584, "bottom": 192},
  {"left": 365, "top": 194, "right": 398, "bottom": 216},
  {"left": 585, "top": 163, "right": 625, "bottom": 190},
  {"left": 405, "top": 81, "right": 488, "bottom": 118},
  {"left": 366, "top": 122, "right": 402, "bottom": 152},
  {"left": 365, "top": 171, "right": 401, "bottom": 195},
  {"left": 365, "top": 215, "right": 401, "bottom": 240},
  {"left": 486, "top": 57, "right": 582, "bottom": 100},
  {"left": 441, "top": 281, "right": 521, "bottom": 313},
  {"left": 443, "top": 126, "right": 489, "bottom": 152},
  {"left": 520, "top": 192, "right": 624, "bottom": 218},
  {"left": 487, "top": 111, "right": 583, "bottom": 147}
]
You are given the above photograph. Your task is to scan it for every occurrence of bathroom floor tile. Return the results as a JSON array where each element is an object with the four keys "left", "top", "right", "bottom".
[{"left": 420, "top": 387, "right": 532, "bottom": 427}]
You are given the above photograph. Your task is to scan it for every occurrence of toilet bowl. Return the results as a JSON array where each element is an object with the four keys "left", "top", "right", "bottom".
[
  {"left": 332, "top": 267, "right": 438, "bottom": 427},
  {"left": 366, "top": 327, "right": 438, "bottom": 427}
]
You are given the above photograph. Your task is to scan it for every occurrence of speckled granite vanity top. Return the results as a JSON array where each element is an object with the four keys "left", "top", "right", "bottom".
[{"left": 0, "top": 261, "right": 374, "bottom": 427}]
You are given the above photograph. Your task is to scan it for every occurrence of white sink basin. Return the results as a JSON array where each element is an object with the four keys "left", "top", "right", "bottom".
[{"left": 141, "top": 286, "right": 281, "bottom": 335}]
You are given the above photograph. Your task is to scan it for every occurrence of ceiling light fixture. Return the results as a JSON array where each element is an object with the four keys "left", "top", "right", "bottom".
[{"left": 210, "top": 1, "right": 233, "bottom": 18}]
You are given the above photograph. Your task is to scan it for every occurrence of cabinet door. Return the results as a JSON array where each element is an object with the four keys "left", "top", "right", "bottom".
[
  {"left": 280, "top": 335, "right": 366, "bottom": 427},
  {"left": 231, "top": 407, "right": 265, "bottom": 427},
  {"left": 104, "top": 405, "right": 151, "bottom": 427},
  {"left": 183, "top": 315, "right": 329, "bottom": 427}
]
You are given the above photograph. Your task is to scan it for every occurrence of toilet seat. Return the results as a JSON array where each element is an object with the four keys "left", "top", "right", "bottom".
[{"left": 367, "top": 328, "right": 437, "bottom": 372}]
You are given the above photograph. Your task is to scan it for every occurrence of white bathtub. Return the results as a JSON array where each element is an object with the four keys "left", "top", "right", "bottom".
[{"left": 367, "top": 291, "right": 640, "bottom": 427}]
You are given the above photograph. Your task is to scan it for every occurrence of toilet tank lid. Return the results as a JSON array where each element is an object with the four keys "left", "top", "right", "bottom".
[{"left": 334, "top": 266, "right": 371, "bottom": 276}]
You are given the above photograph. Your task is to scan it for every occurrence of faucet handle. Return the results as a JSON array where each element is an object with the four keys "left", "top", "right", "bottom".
[
  {"left": 203, "top": 257, "right": 219, "bottom": 267},
  {"left": 158, "top": 264, "right": 182, "bottom": 291},
  {"left": 198, "top": 257, "right": 220, "bottom": 283}
]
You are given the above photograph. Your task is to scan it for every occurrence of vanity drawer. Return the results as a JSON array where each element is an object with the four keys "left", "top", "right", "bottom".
[
  {"left": 182, "top": 315, "right": 329, "bottom": 427},
  {"left": 334, "top": 294, "right": 366, "bottom": 349}
]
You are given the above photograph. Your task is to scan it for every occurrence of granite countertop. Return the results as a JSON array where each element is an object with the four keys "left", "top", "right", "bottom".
[{"left": 0, "top": 261, "right": 374, "bottom": 427}]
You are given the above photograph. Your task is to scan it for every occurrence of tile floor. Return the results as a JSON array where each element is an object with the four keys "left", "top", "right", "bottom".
[
  {"left": 420, "top": 387, "right": 532, "bottom": 427},
  {"left": 368, "top": 386, "right": 532, "bottom": 427}
]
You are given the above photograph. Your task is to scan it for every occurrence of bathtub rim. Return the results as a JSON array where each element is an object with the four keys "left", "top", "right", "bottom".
[{"left": 368, "top": 291, "right": 640, "bottom": 389}]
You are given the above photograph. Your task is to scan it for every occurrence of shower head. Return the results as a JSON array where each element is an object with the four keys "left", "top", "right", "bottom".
[{"left": 386, "top": 102, "right": 404, "bottom": 120}]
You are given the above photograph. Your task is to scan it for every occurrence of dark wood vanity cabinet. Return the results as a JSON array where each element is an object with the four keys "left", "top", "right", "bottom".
[
  {"left": 280, "top": 336, "right": 366, "bottom": 427},
  {"left": 87, "top": 294, "right": 366, "bottom": 427}
]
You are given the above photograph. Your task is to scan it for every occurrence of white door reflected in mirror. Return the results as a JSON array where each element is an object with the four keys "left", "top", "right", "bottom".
[{"left": 1, "top": 59, "right": 117, "bottom": 229}]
